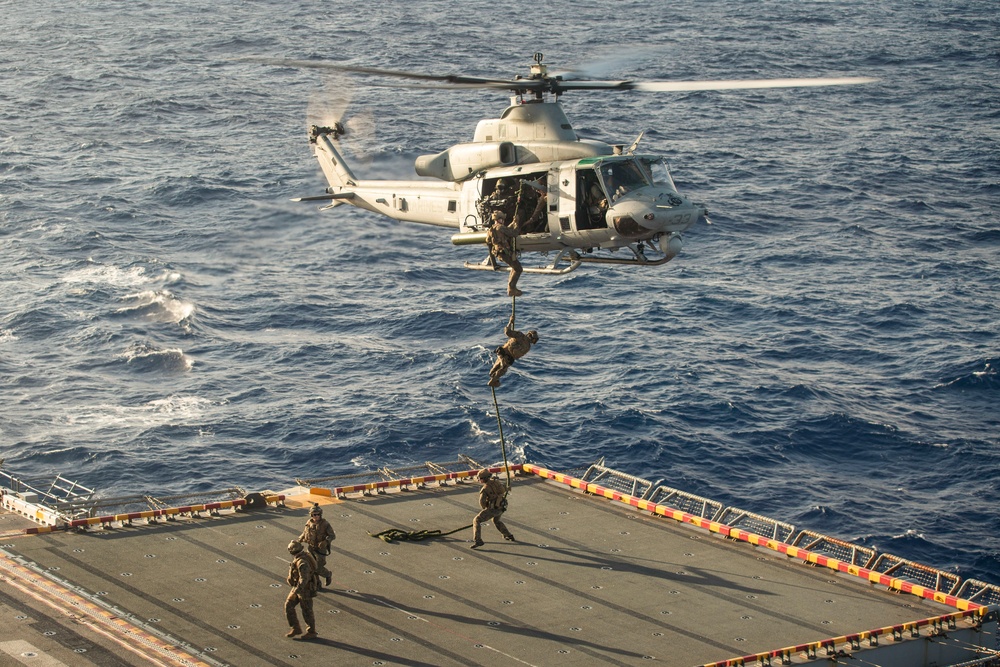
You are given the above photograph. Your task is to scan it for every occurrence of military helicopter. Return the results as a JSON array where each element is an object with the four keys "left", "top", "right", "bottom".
[{"left": 248, "top": 53, "right": 875, "bottom": 275}]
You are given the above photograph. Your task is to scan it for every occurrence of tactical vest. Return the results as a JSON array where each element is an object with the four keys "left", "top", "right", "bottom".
[
  {"left": 486, "top": 224, "right": 512, "bottom": 252},
  {"left": 290, "top": 553, "right": 320, "bottom": 597},
  {"left": 484, "top": 479, "right": 507, "bottom": 510}
]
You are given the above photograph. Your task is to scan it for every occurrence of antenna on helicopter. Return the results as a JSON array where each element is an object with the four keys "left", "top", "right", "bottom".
[{"left": 625, "top": 131, "right": 645, "bottom": 155}]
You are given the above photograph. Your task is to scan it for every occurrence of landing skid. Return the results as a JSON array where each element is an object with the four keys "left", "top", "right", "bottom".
[
  {"left": 463, "top": 241, "right": 678, "bottom": 275},
  {"left": 464, "top": 249, "right": 582, "bottom": 275},
  {"left": 575, "top": 242, "right": 676, "bottom": 267}
]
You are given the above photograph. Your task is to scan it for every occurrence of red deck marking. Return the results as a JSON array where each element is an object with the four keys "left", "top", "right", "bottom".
[
  {"left": 28, "top": 495, "right": 281, "bottom": 533},
  {"left": 698, "top": 608, "right": 988, "bottom": 667},
  {"left": 318, "top": 464, "right": 525, "bottom": 497},
  {"left": 1, "top": 554, "right": 213, "bottom": 666},
  {"left": 521, "top": 463, "right": 986, "bottom": 613}
]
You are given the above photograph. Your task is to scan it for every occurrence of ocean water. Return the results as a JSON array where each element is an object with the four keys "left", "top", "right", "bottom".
[{"left": 2, "top": 0, "right": 998, "bottom": 587}]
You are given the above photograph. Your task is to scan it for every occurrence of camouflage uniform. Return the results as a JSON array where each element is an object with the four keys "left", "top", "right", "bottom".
[
  {"left": 514, "top": 178, "right": 548, "bottom": 234},
  {"left": 285, "top": 546, "right": 317, "bottom": 638},
  {"left": 521, "top": 189, "right": 547, "bottom": 233},
  {"left": 299, "top": 513, "right": 336, "bottom": 587},
  {"left": 485, "top": 179, "right": 516, "bottom": 221},
  {"left": 486, "top": 213, "right": 523, "bottom": 297},
  {"left": 472, "top": 472, "right": 514, "bottom": 547},
  {"left": 488, "top": 315, "right": 538, "bottom": 388}
]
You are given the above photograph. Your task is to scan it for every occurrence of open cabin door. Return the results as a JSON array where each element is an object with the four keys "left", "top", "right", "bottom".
[
  {"left": 556, "top": 163, "right": 609, "bottom": 237},
  {"left": 476, "top": 170, "right": 551, "bottom": 236}
]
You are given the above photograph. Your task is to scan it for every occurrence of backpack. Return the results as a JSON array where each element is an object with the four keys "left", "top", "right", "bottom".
[{"left": 300, "top": 552, "right": 320, "bottom": 598}]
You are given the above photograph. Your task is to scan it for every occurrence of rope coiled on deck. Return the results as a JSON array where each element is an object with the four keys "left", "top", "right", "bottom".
[{"left": 368, "top": 524, "right": 472, "bottom": 543}]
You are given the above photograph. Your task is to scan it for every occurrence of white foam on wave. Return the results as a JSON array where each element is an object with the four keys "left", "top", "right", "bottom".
[
  {"left": 0, "top": 328, "right": 17, "bottom": 343},
  {"left": 117, "top": 289, "right": 195, "bottom": 326},
  {"left": 161, "top": 270, "right": 183, "bottom": 284},
  {"left": 504, "top": 440, "right": 527, "bottom": 463},
  {"left": 934, "top": 368, "right": 995, "bottom": 390},
  {"left": 67, "top": 395, "right": 217, "bottom": 429},
  {"left": 468, "top": 419, "right": 489, "bottom": 439},
  {"left": 62, "top": 262, "right": 185, "bottom": 301},
  {"left": 119, "top": 343, "right": 194, "bottom": 371},
  {"left": 892, "top": 528, "right": 925, "bottom": 541},
  {"left": 63, "top": 262, "right": 151, "bottom": 288}
]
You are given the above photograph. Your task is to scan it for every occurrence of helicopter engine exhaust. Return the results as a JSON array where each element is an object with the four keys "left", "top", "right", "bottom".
[{"left": 415, "top": 142, "right": 517, "bottom": 181}]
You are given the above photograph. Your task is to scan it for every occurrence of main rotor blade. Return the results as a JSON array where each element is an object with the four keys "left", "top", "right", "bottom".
[
  {"left": 240, "top": 57, "right": 876, "bottom": 95},
  {"left": 237, "top": 57, "right": 518, "bottom": 87},
  {"left": 628, "top": 76, "right": 878, "bottom": 92}
]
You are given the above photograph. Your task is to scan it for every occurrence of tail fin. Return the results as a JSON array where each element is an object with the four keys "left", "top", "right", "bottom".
[{"left": 309, "top": 125, "right": 357, "bottom": 188}]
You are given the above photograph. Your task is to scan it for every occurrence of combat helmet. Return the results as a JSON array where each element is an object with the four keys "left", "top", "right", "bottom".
[
  {"left": 526, "top": 330, "right": 539, "bottom": 344},
  {"left": 477, "top": 468, "right": 493, "bottom": 481},
  {"left": 310, "top": 504, "right": 323, "bottom": 516},
  {"left": 287, "top": 540, "right": 304, "bottom": 554}
]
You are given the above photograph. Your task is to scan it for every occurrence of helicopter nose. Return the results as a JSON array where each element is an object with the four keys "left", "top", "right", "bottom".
[{"left": 609, "top": 193, "right": 704, "bottom": 238}]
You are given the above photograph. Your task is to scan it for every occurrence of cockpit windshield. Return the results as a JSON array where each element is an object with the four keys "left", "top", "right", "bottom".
[
  {"left": 598, "top": 158, "right": 650, "bottom": 202},
  {"left": 638, "top": 157, "right": 677, "bottom": 190}
]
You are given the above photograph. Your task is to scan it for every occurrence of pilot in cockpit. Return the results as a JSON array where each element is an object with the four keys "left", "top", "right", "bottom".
[{"left": 602, "top": 166, "right": 626, "bottom": 202}]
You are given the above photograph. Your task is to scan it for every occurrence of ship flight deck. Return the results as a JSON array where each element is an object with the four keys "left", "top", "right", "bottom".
[{"left": 1, "top": 460, "right": 998, "bottom": 666}]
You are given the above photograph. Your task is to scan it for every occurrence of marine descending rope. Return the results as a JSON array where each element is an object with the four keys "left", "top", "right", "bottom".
[
  {"left": 370, "top": 290, "right": 517, "bottom": 544},
  {"left": 491, "top": 183, "right": 527, "bottom": 497}
]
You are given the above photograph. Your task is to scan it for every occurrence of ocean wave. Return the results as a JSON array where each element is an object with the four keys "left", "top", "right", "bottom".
[
  {"left": 115, "top": 289, "right": 195, "bottom": 327},
  {"left": 119, "top": 343, "right": 193, "bottom": 372},
  {"left": 66, "top": 395, "right": 216, "bottom": 429},
  {"left": 63, "top": 262, "right": 151, "bottom": 289},
  {"left": 967, "top": 228, "right": 1000, "bottom": 244},
  {"left": 934, "top": 359, "right": 999, "bottom": 392},
  {"left": 785, "top": 412, "right": 908, "bottom": 458},
  {"left": 147, "top": 176, "right": 242, "bottom": 207}
]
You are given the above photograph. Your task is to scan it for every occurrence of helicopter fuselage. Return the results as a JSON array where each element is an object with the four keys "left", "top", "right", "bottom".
[
  {"left": 271, "top": 51, "right": 872, "bottom": 272},
  {"left": 306, "top": 100, "right": 706, "bottom": 272}
]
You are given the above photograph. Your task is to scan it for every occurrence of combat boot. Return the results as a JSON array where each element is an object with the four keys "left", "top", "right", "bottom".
[
  {"left": 299, "top": 630, "right": 318, "bottom": 640},
  {"left": 286, "top": 626, "right": 301, "bottom": 638},
  {"left": 470, "top": 539, "right": 485, "bottom": 549}
]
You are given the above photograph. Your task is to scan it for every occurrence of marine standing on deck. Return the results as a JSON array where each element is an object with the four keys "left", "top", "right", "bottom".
[
  {"left": 284, "top": 540, "right": 318, "bottom": 640},
  {"left": 488, "top": 314, "right": 538, "bottom": 388},
  {"left": 299, "top": 504, "right": 336, "bottom": 587},
  {"left": 471, "top": 468, "right": 515, "bottom": 548}
]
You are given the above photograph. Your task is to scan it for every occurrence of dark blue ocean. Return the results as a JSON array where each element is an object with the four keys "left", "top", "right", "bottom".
[{"left": 2, "top": 1, "right": 998, "bottom": 587}]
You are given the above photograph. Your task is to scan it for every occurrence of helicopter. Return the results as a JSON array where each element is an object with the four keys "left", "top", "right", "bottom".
[{"left": 248, "top": 53, "right": 876, "bottom": 275}]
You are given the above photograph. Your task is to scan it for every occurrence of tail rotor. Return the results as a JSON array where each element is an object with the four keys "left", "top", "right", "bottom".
[{"left": 306, "top": 74, "right": 377, "bottom": 168}]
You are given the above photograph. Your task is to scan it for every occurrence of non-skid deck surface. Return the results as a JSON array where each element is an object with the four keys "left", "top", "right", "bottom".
[{"left": 0, "top": 476, "right": 949, "bottom": 666}]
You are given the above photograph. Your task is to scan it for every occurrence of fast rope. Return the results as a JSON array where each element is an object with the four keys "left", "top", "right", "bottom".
[
  {"left": 490, "top": 272, "right": 516, "bottom": 493},
  {"left": 367, "top": 201, "right": 526, "bottom": 545},
  {"left": 490, "top": 204, "right": 524, "bottom": 500},
  {"left": 369, "top": 524, "right": 472, "bottom": 543},
  {"left": 491, "top": 382, "right": 512, "bottom": 492}
]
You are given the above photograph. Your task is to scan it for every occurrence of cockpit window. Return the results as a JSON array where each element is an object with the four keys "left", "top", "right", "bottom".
[
  {"left": 638, "top": 157, "right": 677, "bottom": 189},
  {"left": 598, "top": 159, "right": 650, "bottom": 201}
]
